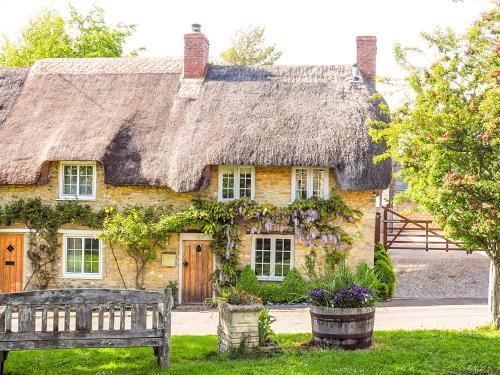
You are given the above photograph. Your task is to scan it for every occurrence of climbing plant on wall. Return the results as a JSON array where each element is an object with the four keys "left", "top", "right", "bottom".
[
  {"left": 155, "top": 189, "right": 361, "bottom": 289},
  {"left": 0, "top": 199, "right": 104, "bottom": 289},
  {"left": 98, "top": 207, "right": 172, "bottom": 289}
]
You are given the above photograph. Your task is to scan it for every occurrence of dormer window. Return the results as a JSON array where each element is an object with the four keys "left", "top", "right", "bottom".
[
  {"left": 291, "top": 167, "right": 329, "bottom": 200},
  {"left": 218, "top": 166, "right": 255, "bottom": 201},
  {"left": 59, "top": 162, "right": 96, "bottom": 200}
]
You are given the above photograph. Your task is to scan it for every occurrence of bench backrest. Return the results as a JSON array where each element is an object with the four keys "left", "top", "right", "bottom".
[{"left": 0, "top": 288, "right": 172, "bottom": 351}]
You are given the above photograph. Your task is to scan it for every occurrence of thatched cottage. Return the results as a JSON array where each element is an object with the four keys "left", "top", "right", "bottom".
[{"left": 0, "top": 26, "right": 391, "bottom": 303}]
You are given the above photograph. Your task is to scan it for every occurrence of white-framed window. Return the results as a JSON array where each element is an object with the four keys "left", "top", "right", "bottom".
[
  {"left": 218, "top": 166, "right": 255, "bottom": 201},
  {"left": 291, "top": 167, "right": 329, "bottom": 200},
  {"left": 62, "top": 233, "right": 103, "bottom": 279},
  {"left": 59, "top": 161, "right": 96, "bottom": 200},
  {"left": 251, "top": 235, "right": 294, "bottom": 281}
]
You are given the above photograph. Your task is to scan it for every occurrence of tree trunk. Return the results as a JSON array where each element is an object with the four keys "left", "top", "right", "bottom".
[{"left": 488, "top": 259, "right": 500, "bottom": 329}]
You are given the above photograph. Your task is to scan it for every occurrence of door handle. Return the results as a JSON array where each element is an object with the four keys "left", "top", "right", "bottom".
[{"left": 183, "top": 260, "right": 189, "bottom": 267}]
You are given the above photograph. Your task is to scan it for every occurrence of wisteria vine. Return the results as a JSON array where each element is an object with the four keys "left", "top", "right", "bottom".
[{"left": 156, "top": 189, "right": 361, "bottom": 288}]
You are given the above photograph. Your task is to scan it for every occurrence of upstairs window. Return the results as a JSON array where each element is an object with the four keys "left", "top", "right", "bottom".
[
  {"left": 59, "top": 162, "right": 96, "bottom": 200},
  {"left": 218, "top": 166, "right": 255, "bottom": 201},
  {"left": 291, "top": 167, "right": 329, "bottom": 200}
]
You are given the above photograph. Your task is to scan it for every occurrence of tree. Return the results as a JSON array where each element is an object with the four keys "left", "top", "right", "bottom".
[
  {"left": 0, "top": 5, "right": 139, "bottom": 67},
  {"left": 220, "top": 26, "right": 282, "bottom": 65},
  {"left": 370, "top": 7, "right": 499, "bottom": 327}
]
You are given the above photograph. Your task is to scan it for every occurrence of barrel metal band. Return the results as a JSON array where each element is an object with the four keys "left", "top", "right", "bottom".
[
  {"left": 310, "top": 311, "right": 375, "bottom": 322},
  {"left": 312, "top": 331, "right": 372, "bottom": 340}
]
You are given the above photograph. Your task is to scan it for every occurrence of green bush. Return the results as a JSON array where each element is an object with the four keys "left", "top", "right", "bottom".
[
  {"left": 236, "top": 265, "right": 260, "bottom": 295},
  {"left": 374, "top": 242, "right": 396, "bottom": 300},
  {"left": 281, "top": 268, "right": 308, "bottom": 303},
  {"left": 236, "top": 266, "right": 308, "bottom": 304}
]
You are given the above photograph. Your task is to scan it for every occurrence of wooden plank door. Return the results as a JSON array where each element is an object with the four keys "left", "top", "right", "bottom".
[
  {"left": 182, "top": 240, "right": 213, "bottom": 304},
  {"left": 0, "top": 234, "right": 24, "bottom": 292}
]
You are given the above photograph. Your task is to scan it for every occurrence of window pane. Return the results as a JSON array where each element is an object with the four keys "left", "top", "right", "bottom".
[
  {"left": 254, "top": 237, "right": 271, "bottom": 277},
  {"left": 84, "top": 238, "right": 100, "bottom": 274},
  {"left": 239, "top": 168, "right": 252, "bottom": 198},
  {"left": 263, "top": 239, "right": 271, "bottom": 251},
  {"left": 312, "top": 169, "right": 326, "bottom": 198},
  {"left": 222, "top": 168, "right": 235, "bottom": 199},
  {"left": 66, "top": 237, "right": 83, "bottom": 273},
  {"left": 63, "top": 165, "right": 78, "bottom": 195},
  {"left": 295, "top": 169, "right": 308, "bottom": 199},
  {"left": 79, "top": 166, "right": 94, "bottom": 196}
]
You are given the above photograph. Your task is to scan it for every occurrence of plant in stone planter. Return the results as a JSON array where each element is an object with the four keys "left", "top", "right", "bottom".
[
  {"left": 216, "top": 287, "right": 263, "bottom": 354},
  {"left": 308, "top": 262, "right": 379, "bottom": 349}
]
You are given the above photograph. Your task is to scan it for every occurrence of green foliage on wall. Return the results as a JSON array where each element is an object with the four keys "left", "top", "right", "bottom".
[
  {"left": 0, "top": 199, "right": 104, "bottom": 289},
  {"left": 156, "top": 190, "right": 361, "bottom": 289}
]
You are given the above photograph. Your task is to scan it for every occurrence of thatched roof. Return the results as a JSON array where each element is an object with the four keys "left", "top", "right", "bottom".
[{"left": 0, "top": 57, "right": 391, "bottom": 191}]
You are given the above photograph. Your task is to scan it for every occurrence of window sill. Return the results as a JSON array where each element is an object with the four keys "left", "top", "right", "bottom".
[
  {"left": 257, "top": 276, "right": 284, "bottom": 282},
  {"left": 57, "top": 197, "right": 96, "bottom": 202},
  {"left": 61, "top": 274, "right": 102, "bottom": 280}
]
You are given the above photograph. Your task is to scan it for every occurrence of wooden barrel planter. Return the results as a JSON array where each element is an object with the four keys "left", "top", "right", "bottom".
[{"left": 310, "top": 306, "right": 375, "bottom": 349}]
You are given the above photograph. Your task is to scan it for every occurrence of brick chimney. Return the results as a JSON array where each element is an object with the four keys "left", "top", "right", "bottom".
[
  {"left": 356, "top": 36, "right": 377, "bottom": 86},
  {"left": 184, "top": 24, "right": 209, "bottom": 79}
]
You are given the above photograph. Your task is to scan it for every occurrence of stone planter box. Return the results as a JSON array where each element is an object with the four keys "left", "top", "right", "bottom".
[
  {"left": 217, "top": 302, "right": 262, "bottom": 354},
  {"left": 310, "top": 305, "right": 375, "bottom": 349}
]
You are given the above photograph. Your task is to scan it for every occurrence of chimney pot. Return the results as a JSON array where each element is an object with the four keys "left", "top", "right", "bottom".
[
  {"left": 192, "top": 23, "right": 201, "bottom": 33},
  {"left": 356, "top": 36, "right": 377, "bottom": 86}
]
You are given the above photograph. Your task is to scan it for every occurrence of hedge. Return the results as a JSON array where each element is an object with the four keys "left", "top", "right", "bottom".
[{"left": 237, "top": 266, "right": 308, "bottom": 304}]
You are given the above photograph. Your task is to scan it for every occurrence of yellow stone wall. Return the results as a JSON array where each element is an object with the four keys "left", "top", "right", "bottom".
[{"left": 0, "top": 162, "right": 376, "bottom": 292}]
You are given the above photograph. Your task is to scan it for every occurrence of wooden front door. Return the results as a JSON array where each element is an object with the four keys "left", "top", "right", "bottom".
[
  {"left": 182, "top": 240, "right": 213, "bottom": 304},
  {"left": 0, "top": 234, "right": 24, "bottom": 293}
]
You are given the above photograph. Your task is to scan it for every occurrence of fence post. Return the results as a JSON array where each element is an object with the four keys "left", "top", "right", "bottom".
[
  {"left": 425, "top": 222, "right": 429, "bottom": 251},
  {"left": 158, "top": 288, "right": 172, "bottom": 368},
  {"left": 375, "top": 212, "right": 381, "bottom": 243},
  {"left": 383, "top": 206, "right": 388, "bottom": 247}
]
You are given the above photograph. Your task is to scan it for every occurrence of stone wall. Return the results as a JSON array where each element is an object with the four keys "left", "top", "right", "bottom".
[{"left": 0, "top": 162, "right": 377, "bottom": 292}]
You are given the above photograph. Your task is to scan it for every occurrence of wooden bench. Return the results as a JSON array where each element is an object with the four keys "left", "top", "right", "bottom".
[{"left": 0, "top": 288, "right": 172, "bottom": 374}]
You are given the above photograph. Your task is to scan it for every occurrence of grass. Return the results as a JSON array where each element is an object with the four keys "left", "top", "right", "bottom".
[{"left": 5, "top": 328, "right": 500, "bottom": 375}]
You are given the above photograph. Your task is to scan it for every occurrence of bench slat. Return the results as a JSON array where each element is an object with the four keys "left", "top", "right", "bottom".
[
  {"left": 53, "top": 306, "right": 59, "bottom": 332},
  {"left": 97, "top": 306, "right": 104, "bottom": 331},
  {"left": 19, "top": 305, "right": 35, "bottom": 333},
  {"left": 0, "top": 289, "right": 163, "bottom": 305},
  {"left": 64, "top": 305, "right": 71, "bottom": 332},
  {"left": 76, "top": 305, "right": 92, "bottom": 332},
  {"left": 41, "top": 308, "right": 48, "bottom": 333},
  {"left": 0, "top": 329, "right": 164, "bottom": 342},
  {"left": 109, "top": 304, "right": 115, "bottom": 331},
  {"left": 0, "top": 337, "right": 164, "bottom": 351},
  {"left": 119, "top": 305, "right": 125, "bottom": 331}
]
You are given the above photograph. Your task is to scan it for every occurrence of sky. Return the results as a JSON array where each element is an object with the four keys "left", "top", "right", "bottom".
[{"left": 0, "top": 0, "right": 493, "bottom": 105}]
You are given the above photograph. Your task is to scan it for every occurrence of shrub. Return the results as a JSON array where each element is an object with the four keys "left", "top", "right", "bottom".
[
  {"left": 374, "top": 242, "right": 396, "bottom": 300},
  {"left": 237, "top": 266, "right": 307, "bottom": 304},
  {"left": 237, "top": 265, "right": 260, "bottom": 295},
  {"left": 281, "top": 268, "right": 308, "bottom": 303}
]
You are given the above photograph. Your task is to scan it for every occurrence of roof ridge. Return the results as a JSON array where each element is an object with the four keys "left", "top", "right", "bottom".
[{"left": 29, "top": 57, "right": 183, "bottom": 76}]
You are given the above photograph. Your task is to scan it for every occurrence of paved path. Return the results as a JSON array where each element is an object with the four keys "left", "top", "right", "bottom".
[
  {"left": 171, "top": 299, "right": 489, "bottom": 335},
  {"left": 390, "top": 248, "right": 489, "bottom": 299}
]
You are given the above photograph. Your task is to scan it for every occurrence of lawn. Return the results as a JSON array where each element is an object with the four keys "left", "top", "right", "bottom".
[{"left": 5, "top": 328, "right": 500, "bottom": 375}]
